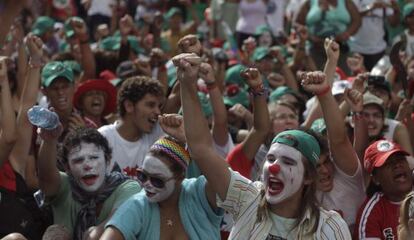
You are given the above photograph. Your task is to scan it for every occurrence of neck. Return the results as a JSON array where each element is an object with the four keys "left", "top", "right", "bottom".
[
  {"left": 384, "top": 191, "right": 409, "bottom": 202},
  {"left": 268, "top": 188, "right": 304, "bottom": 218},
  {"left": 158, "top": 184, "right": 182, "bottom": 209},
  {"left": 84, "top": 113, "right": 103, "bottom": 127},
  {"left": 116, "top": 118, "right": 143, "bottom": 141}
]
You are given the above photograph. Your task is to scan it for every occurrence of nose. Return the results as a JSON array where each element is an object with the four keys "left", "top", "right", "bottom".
[
  {"left": 154, "top": 106, "right": 161, "bottom": 116},
  {"left": 269, "top": 164, "right": 280, "bottom": 175}
]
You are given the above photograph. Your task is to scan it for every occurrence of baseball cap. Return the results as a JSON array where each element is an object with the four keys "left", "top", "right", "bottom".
[
  {"left": 41, "top": 61, "right": 74, "bottom": 87},
  {"left": 251, "top": 47, "right": 271, "bottom": 62},
  {"left": 223, "top": 84, "right": 249, "bottom": 108},
  {"left": 269, "top": 86, "right": 298, "bottom": 103},
  {"left": 363, "top": 91, "right": 384, "bottom": 110},
  {"left": 99, "top": 36, "right": 144, "bottom": 54},
  {"left": 364, "top": 140, "right": 409, "bottom": 174},
  {"left": 404, "top": 3, "right": 414, "bottom": 19},
  {"left": 255, "top": 25, "right": 272, "bottom": 36},
  {"left": 332, "top": 80, "right": 350, "bottom": 96},
  {"left": 272, "top": 130, "right": 320, "bottom": 166},
  {"left": 165, "top": 7, "right": 183, "bottom": 19},
  {"left": 31, "top": 16, "right": 55, "bottom": 36},
  {"left": 310, "top": 118, "right": 327, "bottom": 135},
  {"left": 116, "top": 60, "right": 138, "bottom": 80},
  {"left": 64, "top": 16, "right": 84, "bottom": 38}
]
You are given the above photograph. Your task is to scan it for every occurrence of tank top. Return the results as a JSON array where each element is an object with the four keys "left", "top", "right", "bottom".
[
  {"left": 306, "top": 0, "right": 351, "bottom": 38},
  {"left": 236, "top": 0, "right": 268, "bottom": 34}
]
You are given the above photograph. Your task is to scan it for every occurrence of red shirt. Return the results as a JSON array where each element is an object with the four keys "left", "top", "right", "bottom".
[
  {"left": 354, "top": 192, "right": 400, "bottom": 240},
  {"left": 226, "top": 144, "right": 254, "bottom": 179},
  {"left": 0, "top": 161, "right": 16, "bottom": 192}
]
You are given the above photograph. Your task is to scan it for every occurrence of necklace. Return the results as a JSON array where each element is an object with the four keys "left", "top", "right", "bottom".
[{"left": 166, "top": 219, "right": 173, "bottom": 227}]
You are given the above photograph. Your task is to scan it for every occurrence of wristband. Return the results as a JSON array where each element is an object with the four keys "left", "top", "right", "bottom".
[
  {"left": 249, "top": 84, "right": 269, "bottom": 97},
  {"left": 29, "top": 58, "right": 44, "bottom": 68},
  {"left": 352, "top": 111, "right": 363, "bottom": 121},
  {"left": 315, "top": 85, "right": 331, "bottom": 97}
]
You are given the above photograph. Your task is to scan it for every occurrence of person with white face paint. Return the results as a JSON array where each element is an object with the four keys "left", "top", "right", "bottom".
[
  {"left": 36, "top": 127, "right": 141, "bottom": 240},
  {"left": 174, "top": 53, "right": 351, "bottom": 239},
  {"left": 101, "top": 135, "right": 223, "bottom": 240}
]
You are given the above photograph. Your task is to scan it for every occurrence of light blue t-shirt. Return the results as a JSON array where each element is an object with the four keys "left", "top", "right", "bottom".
[{"left": 106, "top": 176, "right": 223, "bottom": 240}]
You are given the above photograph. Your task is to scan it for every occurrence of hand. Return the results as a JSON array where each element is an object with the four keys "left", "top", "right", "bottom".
[
  {"left": 134, "top": 59, "right": 152, "bottom": 77},
  {"left": 25, "top": 34, "right": 44, "bottom": 60},
  {"left": 294, "top": 23, "right": 308, "bottom": 43},
  {"left": 269, "top": 46, "right": 285, "bottom": 65},
  {"left": 11, "top": 22, "right": 24, "bottom": 44},
  {"left": 119, "top": 14, "right": 134, "bottom": 37},
  {"left": 324, "top": 38, "right": 340, "bottom": 62},
  {"left": 301, "top": 71, "right": 329, "bottom": 95},
  {"left": 344, "top": 88, "right": 363, "bottom": 112},
  {"left": 347, "top": 53, "right": 365, "bottom": 73},
  {"left": 0, "top": 57, "right": 9, "bottom": 79},
  {"left": 37, "top": 123, "right": 63, "bottom": 142},
  {"left": 335, "top": 31, "right": 350, "bottom": 42},
  {"left": 150, "top": 48, "right": 166, "bottom": 68},
  {"left": 229, "top": 103, "right": 251, "bottom": 120},
  {"left": 174, "top": 53, "right": 202, "bottom": 84},
  {"left": 159, "top": 114, "right": 186, "bottom": 142},
  {"left": 352, "top": 72, "right": 368, "bottom": 93},
  {"left": 68, "top": 113, "right": 86, "bottom": 131},
  {"left": 240, "top": 68, "right": 263, "bottom": 89},
  {"left": 199, "top": 62, "right": 215, "bottom": 85},
  {"left": 70, "top": 17, "right": 88, "bottom": 42},
  {"left": 396, "top": 99, "right": 413, "bottom": 120},
  {"left": 178, "top": 34, "right": 202, "bottom": 55}
]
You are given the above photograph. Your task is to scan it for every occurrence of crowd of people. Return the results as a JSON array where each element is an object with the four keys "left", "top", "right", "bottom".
[{"left": 2, "top": 0, "right": 414, "bottom": 239}]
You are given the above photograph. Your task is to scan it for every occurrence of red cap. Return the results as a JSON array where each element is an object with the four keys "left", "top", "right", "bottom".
[{"left": 364, "top": 140, "right": 409, "bottom": 174}]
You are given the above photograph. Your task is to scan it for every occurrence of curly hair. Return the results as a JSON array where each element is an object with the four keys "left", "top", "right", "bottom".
[
  {"left": 117, "top": 76, "right": 164, "bottom": 117},
  {"left": 61, "top": 127, "right": 112, "bottom": 165}
]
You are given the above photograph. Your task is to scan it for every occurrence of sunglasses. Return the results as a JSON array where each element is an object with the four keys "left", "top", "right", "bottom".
[{"left": 136, "top": 169, "right": 174, "bottom": 188}]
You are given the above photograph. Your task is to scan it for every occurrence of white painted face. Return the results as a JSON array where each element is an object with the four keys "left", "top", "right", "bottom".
[
  {"left": 140, "top": 155, "right": 176, "bottom": 203},
  {"left": 258, "top": 31, "right": 273, "bottom": 48},
  {"left": 68, "top": 142, "right": 107, "bottom": 193},
  {"left": 262, "top": 143, "right": 305, "bottom": 204}
]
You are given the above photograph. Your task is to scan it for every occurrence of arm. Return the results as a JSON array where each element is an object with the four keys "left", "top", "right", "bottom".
[
  {"left": 387, "top": 0, "right": 401, "bottom": 27},
  {"left": 294, "top": 0, "right": 310, "bottom": 26},
  {"left": 199, "top": 62, "right": 229, "bottom": 146},
  {"left": 37, "top": 125, "right": 63, "bottom": 197},
  {"left": 0, "top": 1, "right": 26, "bottom": 48},
  {"left": 100, "top": 227, "right": 124, "bottom": 240},
  {"left": 163, "top": 81, "right": 181, "bottom": 114},
  {"left": 336, "top": 0, "right": 361, "bottom": 42},
  {"left": 176, "top": 53, "right": 231, "bottom": 205},
  {"left": 0, "top": 57, "right": 17, "bottom": 166},
  {"left": 71, "top": 18, "right": 96, "bottom": 81},
  {"left": 394, "top": 122, "right": 414, "bottom": 155}
]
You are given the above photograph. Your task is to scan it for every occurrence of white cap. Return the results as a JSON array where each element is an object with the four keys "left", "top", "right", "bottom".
[{"left": 332, "top": 80, "right": 350, "bottom": 96}]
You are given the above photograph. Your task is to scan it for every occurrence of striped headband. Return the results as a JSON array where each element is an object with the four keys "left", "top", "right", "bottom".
[{"left": 150, "top": 137, "right": 190, "bottom": 170}]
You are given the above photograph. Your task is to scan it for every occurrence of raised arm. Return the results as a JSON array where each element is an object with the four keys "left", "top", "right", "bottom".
[
  {"left": 0, "top": 57, "right": 17, "bottom": 166},
  {"left": 37, "top": 125, "right": 63, "bottom": 197},
  {"left": 175, "top": 53, "right": 231, "bottom": 203},
  {"left": 199, "top": 62, "right": 229, "bottom": 146}
]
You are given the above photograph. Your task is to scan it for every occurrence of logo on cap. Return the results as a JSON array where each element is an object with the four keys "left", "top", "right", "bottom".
[{"left": 376, "top": 140, "right": 394, "bottom": 152}]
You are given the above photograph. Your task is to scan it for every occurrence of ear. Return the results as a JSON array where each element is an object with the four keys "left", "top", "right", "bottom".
[
  {"left": 41, "top": 87, "right": 48, "bottom": 97},
  {"left": 63, "top": 162, "right": 70, "bottom": 173},
  {"left": 124, "top": 100, "right": 134, "bottom": 114},
  {"left": 371, "top": 174, "right": 380, "bottom": 186}
]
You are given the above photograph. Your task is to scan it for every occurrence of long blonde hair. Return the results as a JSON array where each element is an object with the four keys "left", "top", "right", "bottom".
[{"left": 398, "top": 191, "right": 414, "bottom": 240}]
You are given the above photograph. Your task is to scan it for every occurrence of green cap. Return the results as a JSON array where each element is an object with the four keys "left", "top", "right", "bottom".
[
  {"left": 223, "top": 85, "right": 249, "bottom": 108},
  {"left": 165, "top": 7, "right": 183, "bottom": 19},
  {"left": 225, "top": 64, "right": 247, "bottom": 86},
  {"left": 31, "top": 16, "right": 55, "bottom": 36},
  {"left": 255, "top": 25, "right": 272, "bottom": 36},
  {"left": 63, "top": 60, "right": 81, "bottom": 75},
  {"left": 272, "top": 130, "right": 320, "bottom": 166},
  {"left": 269, "top": 86, "right": 296, "bottom": 103},
  {"left": 198, "top": 92, "right": 213, "bottom": 118},
  {"left": 41, "top": 61, "right": 74, "bottom": 87},
  {"left": 251, "top": 47, "right": 271, "bottom": 62},
  {"left": 310, "top": 118, "right": 327, "bottom": 135},
  {"left": 403, "top": 3, "right": 414, "bottom": 19},
  {"left": 99, "top": 36, "right": 144, "bottom": 54},
  {"left": 64, "top": 16, "right": 84, "bottom": 38}
]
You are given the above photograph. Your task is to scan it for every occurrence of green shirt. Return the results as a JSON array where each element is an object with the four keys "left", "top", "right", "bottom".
[{"left": 48, "top": 172, "right": 141, "bottom": 237}]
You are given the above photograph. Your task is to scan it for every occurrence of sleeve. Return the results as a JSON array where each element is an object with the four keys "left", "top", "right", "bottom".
[
  {"left": 213, "top": 133, "right": 235, "bottom": 158},
  {"left": 111, "top": 180, "right": 142, "bottom": 210},
  {"left": 46, "top": 172, "right": 70, "bottom": 206},
  {"left": 226, "top": 144, "right": 254, "bottom": 179},
  {"left": 105, "top": 196, "right": 142, "bottom": 240},
  {"left": 320, "top": 211, "right": 352, "bottom": 240},
  {"left": 354, "top": 199, "right": 383, "bottom": 239},
  {"left": 194, "top": 177, "right": 224, "bottom": 223},
  {"left": 216, "top": 170, "right": 260, "bottom": 221}
]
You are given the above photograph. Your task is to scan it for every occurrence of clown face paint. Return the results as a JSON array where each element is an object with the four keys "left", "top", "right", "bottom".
[
  {"left": 68, "top": 142, "right": 107, "bottom": 193},
  {"left": 262, "top": 143, "right": 305, "bottom": 204},
  {"left": 140, "top": 155, "right": 176, "bottom": 203}
]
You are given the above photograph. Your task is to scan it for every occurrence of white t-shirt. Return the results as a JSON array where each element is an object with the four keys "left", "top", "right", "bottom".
[
  {"left": 213, "top": 133, "right": 235, "bottom": 158},
  {"left": 349, "top": 0, "right": 393, "bottom": 54},
  {"left": 265, "top": 0, "right": 287, "bottom": 37},
  {"left": 98, "top": 121, "right": 164, "bottom": 177},
  {"left": 236, "top": 0, "right": 267, "bottom": 34},
  {"left": 317, "top": 160, "right": 366, "bottom": 230},
  {"left": 88, "top": 0, "right": 115, "bottom": 17}
]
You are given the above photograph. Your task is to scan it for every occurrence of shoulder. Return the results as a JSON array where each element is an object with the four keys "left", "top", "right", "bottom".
[
  {"left": 98, "top": 123, "right": 117, "bottom": 135},
  {"left": 318, "top": 208, "right": 352, "bottom": 238}
]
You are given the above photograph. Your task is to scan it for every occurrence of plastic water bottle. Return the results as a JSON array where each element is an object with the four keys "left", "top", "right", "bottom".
[{"left": 27, "top": 106, "right": 60, "bottom": 130}]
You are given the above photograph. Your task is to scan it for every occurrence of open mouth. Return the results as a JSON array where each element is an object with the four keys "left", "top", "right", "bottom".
[
  {"left": 148, "top": 117, "right": 158, "bottom": 125},
  {"left": 268, "top": 177, "right": 284, "bottom": 195},
  {"left": 393, "top": 172, "right": 408, "bottom": 183},
  {"left": 145, "top": 190, "right": 156, "bottom": 198},
  {"left": 82, "top": 174, "right": 98, "bottom": 186}
]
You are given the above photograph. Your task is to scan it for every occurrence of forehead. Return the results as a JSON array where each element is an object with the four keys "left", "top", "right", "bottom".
[
  {"left": 381, "top": 153, "right": 408, "bottom": 167},
  {"left": 68, "top": 142, "right": 103, "bottom": 156},
  {"left": 48, "top": 78, "right": 72, "bottom": 88},
  {"left": 272, "top": 104, "right": 296, "bottom": 115},
  {"left": 142, "top": 155, "right": 172, "bottom": 175},
  {"left": 363, "top": 104, "right": 383, "bottom": 113},
  {"left": 267, "top": 142, "right": 302, "bottom": 161}
]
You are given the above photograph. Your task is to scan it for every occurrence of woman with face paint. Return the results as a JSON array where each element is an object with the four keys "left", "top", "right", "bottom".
[
  {"left": 36, "top": 127, "right": 141, "bottom": 240},
  {"left": 175, "top": 53, "right": 351, "bottom": 239},
  {"left": 101, "top": 136, "right": 223, "bottom": 240}
]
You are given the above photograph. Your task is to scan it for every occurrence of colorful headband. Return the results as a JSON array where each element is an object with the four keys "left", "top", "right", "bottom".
[{"left": 150, "top": 137, "right": 190, "bottom": 170}]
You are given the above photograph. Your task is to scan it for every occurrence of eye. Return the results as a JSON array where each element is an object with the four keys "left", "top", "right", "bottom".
[
  {"left": 266, "top": 154, "right": 276, "bottom": 163},
  {"left": 282, "top": 158, "right": 296, "bottom": 166}
]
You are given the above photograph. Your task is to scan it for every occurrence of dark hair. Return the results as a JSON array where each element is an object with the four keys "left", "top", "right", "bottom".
[
  {"left": 61, "top": 127, "right": 112, "bottom": 165},
  {"left": 148, "top": 136, "right": 186, "bottom": 177},
  {"left": 117, "top": 76, "right": 164, "bottom": 117}
]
